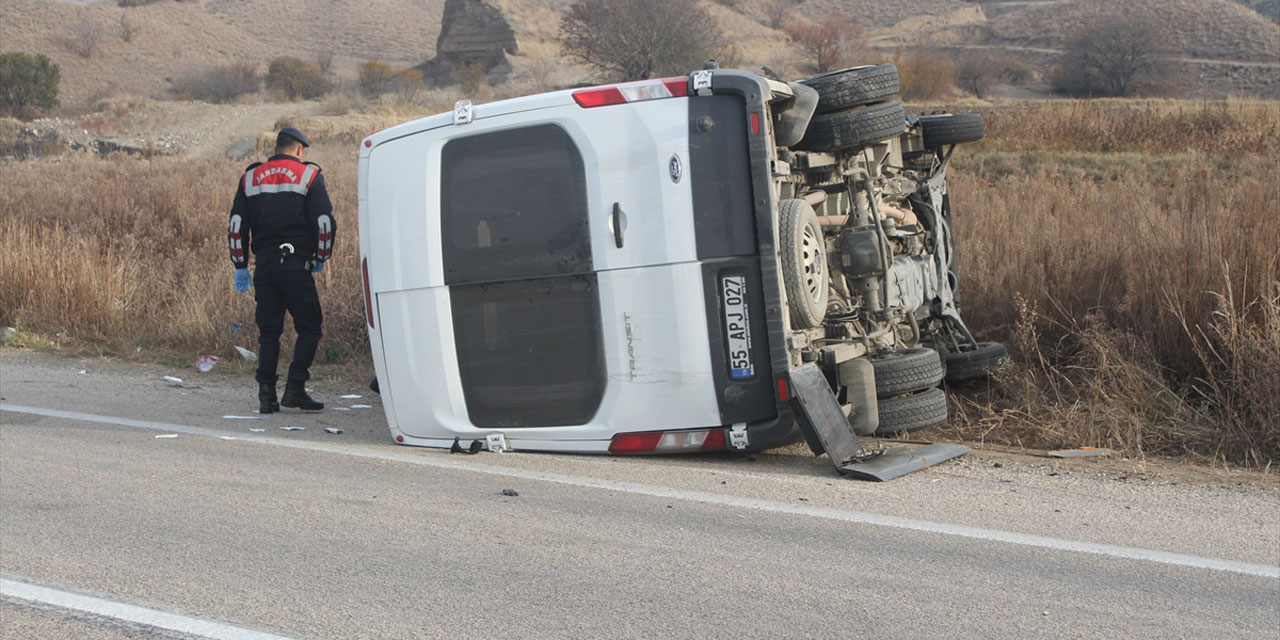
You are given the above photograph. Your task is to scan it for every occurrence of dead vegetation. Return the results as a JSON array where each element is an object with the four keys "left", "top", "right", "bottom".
[{"left": 931, "top": 99, "right": 1280, "bottom": 467}]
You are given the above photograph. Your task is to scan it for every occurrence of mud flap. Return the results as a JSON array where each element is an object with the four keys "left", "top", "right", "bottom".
[{"left": 788, "top": 363, "right": 970, "bottom": 481}]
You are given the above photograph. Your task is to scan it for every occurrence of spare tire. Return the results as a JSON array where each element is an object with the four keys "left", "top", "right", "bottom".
[
  {"left": 871, "top": 347, "right": 943, "bottom": 398},
  {"left": 918, "top": 113, "right": 985, "bottom": 147},
  {"left": 874, "top": 387, "right": 948, "bottom": 435},
  {"left": 797, "top": 100, "right": 906, "bottom": 152},
  {"left": 778, "top": 198, "right": 828, "bottom": 329},
  {"left": 944, "top": 341, "right": 1009, "bottom": 383},
  {"left": 799, "top": 64, "right": 900, "bottom": 114}
]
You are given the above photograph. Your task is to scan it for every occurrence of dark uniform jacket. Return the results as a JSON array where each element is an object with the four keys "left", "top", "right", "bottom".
[{"left": 228, "top": 154, "right": 335, "bottom": 268}]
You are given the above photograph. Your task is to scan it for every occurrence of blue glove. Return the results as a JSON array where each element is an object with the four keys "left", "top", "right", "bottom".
[
  {"left": 233, "top": 268, "right": 251, "bottom": 291},
  {"left": 311, "top": 261, "right": 325, "bottom": 273}
]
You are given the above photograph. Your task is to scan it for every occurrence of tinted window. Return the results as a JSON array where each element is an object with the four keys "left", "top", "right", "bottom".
[
  {"left": 441, "top": 125, "right": 591, "bottom": 285},
  {"left": 451, "top": 275, "right": 605, "bottom": 428}
]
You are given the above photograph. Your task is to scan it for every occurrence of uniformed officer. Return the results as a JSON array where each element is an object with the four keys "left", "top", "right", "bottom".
[{"left": 227, "top": 127, "right": 336, "bottom": 413}]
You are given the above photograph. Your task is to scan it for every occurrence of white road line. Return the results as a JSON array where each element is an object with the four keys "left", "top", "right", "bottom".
[
  {"left": 4, "top": 403, "right": 1279, "bottom": 580},
  {"left": 1, "top": 578, "right": 295, "bottom": 640}
]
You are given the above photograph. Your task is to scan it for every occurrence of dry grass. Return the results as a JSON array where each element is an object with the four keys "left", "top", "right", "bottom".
[
  {"left": 2, "top": 98, "right": 1278, "bottom": 466},
  {"left": 933, "top": 99, "right": 1280, "bottom": 467},
  {"left": 0, "top": 145, "right": 368, "bottom": 369}
]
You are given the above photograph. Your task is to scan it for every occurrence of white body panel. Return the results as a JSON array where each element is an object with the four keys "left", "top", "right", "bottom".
[{"left": 359, "top": 91, "right": 722, "bottom": 450}]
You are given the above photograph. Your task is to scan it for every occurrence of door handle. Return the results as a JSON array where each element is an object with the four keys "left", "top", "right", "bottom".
[{"left": 611, "top": 202, "right": 625, "bottom": 249}]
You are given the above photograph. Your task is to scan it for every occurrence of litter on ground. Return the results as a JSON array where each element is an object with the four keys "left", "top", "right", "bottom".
[
  {"left": 350, "top": 404, "right": 372, "bottom": 409},
  {"left": 234, "top": 346, "right": 257, "bottom": 361},
  {"left": 340, "top": 394, "right": 361, "bottom": 399},
  {"left": 196, "top": 355, "right": 219, "bottom": 372},
  {"left": 163, "top": 376, "right": 183, "bottom": 386},
  {"left": 222, "top": 415, "right": 265, "bottom": 420},
  {"left": 332, "top": 407, "right": 351, "bottom": 411},
  {"left": 280, "top": 426, "right": 305, "bottom": 431},
  {"left": 324, "top": 428, "right": 343, "bottom": 434},
  {"left": 249, "top": 428, "right": 266, "bottom": 433},
  {"left": 155, "top": 434, "right": 178, "bottom": 439}
]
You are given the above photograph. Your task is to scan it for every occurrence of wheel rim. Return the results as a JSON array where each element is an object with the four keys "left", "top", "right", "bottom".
[{"left": 801, "top": 221, "right": 825, "bottom": 300}]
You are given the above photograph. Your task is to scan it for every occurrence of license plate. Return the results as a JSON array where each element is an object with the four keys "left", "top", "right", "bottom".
[{"left": 721, "top": 275, "right": 754, "bottom": 379}]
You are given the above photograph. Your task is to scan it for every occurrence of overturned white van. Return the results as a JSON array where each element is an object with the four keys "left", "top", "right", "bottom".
[{"left": 358, "top": 66, "right": 1003, "bottom": 457}]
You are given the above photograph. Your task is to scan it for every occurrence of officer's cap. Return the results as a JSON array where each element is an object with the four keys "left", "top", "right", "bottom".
[{"left": 277, "top": 126, "right": 311, "bottom": 148}]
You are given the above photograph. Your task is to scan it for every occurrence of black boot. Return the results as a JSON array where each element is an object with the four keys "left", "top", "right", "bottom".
[
  {"left": 281, "top": 380, "right": 323, "bottom": 411},
  {"left": 258, "top": 383, "right": 279, "bottom": 414}
]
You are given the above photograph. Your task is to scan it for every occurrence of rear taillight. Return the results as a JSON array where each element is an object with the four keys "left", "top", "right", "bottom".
[
  {"left": 361, "top": 257, "right": 374, "bottom": 329},
  {"left": 609, "top": 428, "right": 728, "bottom": 454},
  {"left": 573, "top": 77, "right": 689, "bottom": 108}
]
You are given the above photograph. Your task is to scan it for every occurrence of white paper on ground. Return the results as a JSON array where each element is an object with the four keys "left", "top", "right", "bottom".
[
  {"left": 154, "top": 434, "right": 178, "bottom": 439},
  {"left": 234, "top": 346, "right": 258, "bottom": 361},
  {"left": 249, "top": 428, "right": 266, "bottom": 433},
  {"left": 222, "top": 415, "right": 265, "bottom": 420},
  {"left": 332, "top": 407, "right": 351, "bottom": 411},
  {"left": 350, "top": 404, "right": 372, "bottom": 409},
  {"left": 280, "top": 426, "right": 305, "bottom": 431},
  {"left": 340, "top": 394, "right": 361, "bottom": 399},
  {"left": 163, "top": 376, "right": 183, "bottom": 386},
  {"left": 324, "top": 428, "right": 343, "bottom": 434}
]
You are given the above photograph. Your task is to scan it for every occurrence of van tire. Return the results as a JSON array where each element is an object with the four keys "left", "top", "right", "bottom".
[
  {"left": 797, "top": 100, "right": 906, "bottom": 152},
  {"left": 799, "top": 64, "right": 900, "bottom": 114},
  {"left": 918, "top": 113, "right": 985, "bottom": 147},
  {"left": 874, "top": 387, "right": 948, "bottom": 435},
  {"left": 871, "top": 347, "right": 943, "bottom": 398},
  {"left": 779, "top": 199, "right": 828, "bottom": 329},
  {"left": 944, "top": 341, "right": 1009, "bottom": 383}
]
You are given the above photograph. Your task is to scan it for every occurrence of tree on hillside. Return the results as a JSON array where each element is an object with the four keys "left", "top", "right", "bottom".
[
  {"left": 0, "top": 52, "right": 60, "bottom": 120},
  {"left": 784, "top": 13, "right": 862, "bottom": 73},
  {"left": 560, "top": 0, "right": 724, "bottom": 81},
  {"left": 1051, "top": 20, "right": 1166, "bottom": 97}
]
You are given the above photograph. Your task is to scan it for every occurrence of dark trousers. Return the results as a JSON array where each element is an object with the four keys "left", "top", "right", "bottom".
[{"left": 253, "top": 261, "right": 323, "bottom": 385}]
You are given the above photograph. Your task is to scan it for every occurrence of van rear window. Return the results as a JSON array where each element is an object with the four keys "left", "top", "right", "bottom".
[
  {"left": 451, "top": 275, "right": 605, "bottom": 427},
  {"left": 441, "top": 124, "right": 591, "bottom": 285}
]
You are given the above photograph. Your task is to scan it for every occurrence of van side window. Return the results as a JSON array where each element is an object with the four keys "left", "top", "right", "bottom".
[{"left": 441, "top": 124, "right": 591, "bottom": 285}]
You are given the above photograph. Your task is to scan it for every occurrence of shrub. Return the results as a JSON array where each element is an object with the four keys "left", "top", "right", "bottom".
[
  {"left": 0, "top": 52, "right": 60, "bottom": 119},
  {"left": 118, "top": 13, "right": 142, "bottom": 43},
  {"left": 450, "top": 63, "right": 486, "bottom": 95},
  {"left": 170, "top": 63, "right": 260, "bottom": 103},
  {"left": 265, "top": 56, "right": 329, "bottom": 101},
  {"left": 889, "top": 49, "right": 954, "bottom": 100},
  {"left": 358, "top": 60, "right": 396, "bottom": 98},
  {"left": 63, "top": 21, "right": 104, "bottom": 59},
  {"left": 560, "top": 0, "right": 724, "bottom": 81}
]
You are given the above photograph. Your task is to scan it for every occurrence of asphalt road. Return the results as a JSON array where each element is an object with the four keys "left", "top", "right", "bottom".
[{"left": 2, "top": 350, "right": 1277, "bottom": 639}]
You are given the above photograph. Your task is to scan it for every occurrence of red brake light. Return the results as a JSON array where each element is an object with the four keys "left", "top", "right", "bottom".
[
  {"left": 573, "top": 86, "right": 626, "bottom": 108},
  {"left": 573, "top": 77, "right": 689, "bottom": 108},
  {"left": 362, "top": 257, "right": 375, "bottom": 329},
  {"left": 700, "top": 428, "right": 727, "bottom": 452},
  {"left": 777, "top": 378, "right": 789, "bottom": 401},
  {"left": 751, "top": 112, "right": 761, "bottom": 135},
  {"left": 609, "top": 431, "right": 663, "bottom": 454}
]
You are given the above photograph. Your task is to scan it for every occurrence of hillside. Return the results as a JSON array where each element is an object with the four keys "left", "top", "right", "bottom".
[
  {"left": 984, "top": 0, "right": 1280, "bottom": 63},
  {"left": 1, "top": 0, "right": 1277, "bottom": 107}
]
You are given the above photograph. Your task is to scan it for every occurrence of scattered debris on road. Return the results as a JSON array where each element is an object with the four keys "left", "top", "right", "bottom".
[
  {"left": 350, "top": 404, "right": 372, "bottom": 409},
  {"left": 195, "top": 355, "right": 219, "bottom": 372},
  {"left": 249, "top": 428, "right": 266, "bottom": 433},
  {"left": 280, "top": 426, "right": 305, "bottom": 431},
  {"left": 222, "top": 415, "right": 265, "bottom": 420},
  {"left": 501, "top": 489, "right": 519, "bottom": 497},
  {"left": 234, "top": 346, "right": 257, "bottom": 361},
  {"left": 340, "top": 394, "right": 361, "bottom": 399},
  {"left": 154, "top": 434, "right": 178, "bottom": 439},
  {"left": 324, "top": 428, "right": 343, "bottom": 434},
  {"left": 163, "top": 376, "right": 183, "bottom": 386}
]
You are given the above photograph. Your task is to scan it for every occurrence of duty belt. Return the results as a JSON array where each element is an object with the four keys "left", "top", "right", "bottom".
[{"left": 277, "top": 243, "right": 315, "bottom": 270}]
